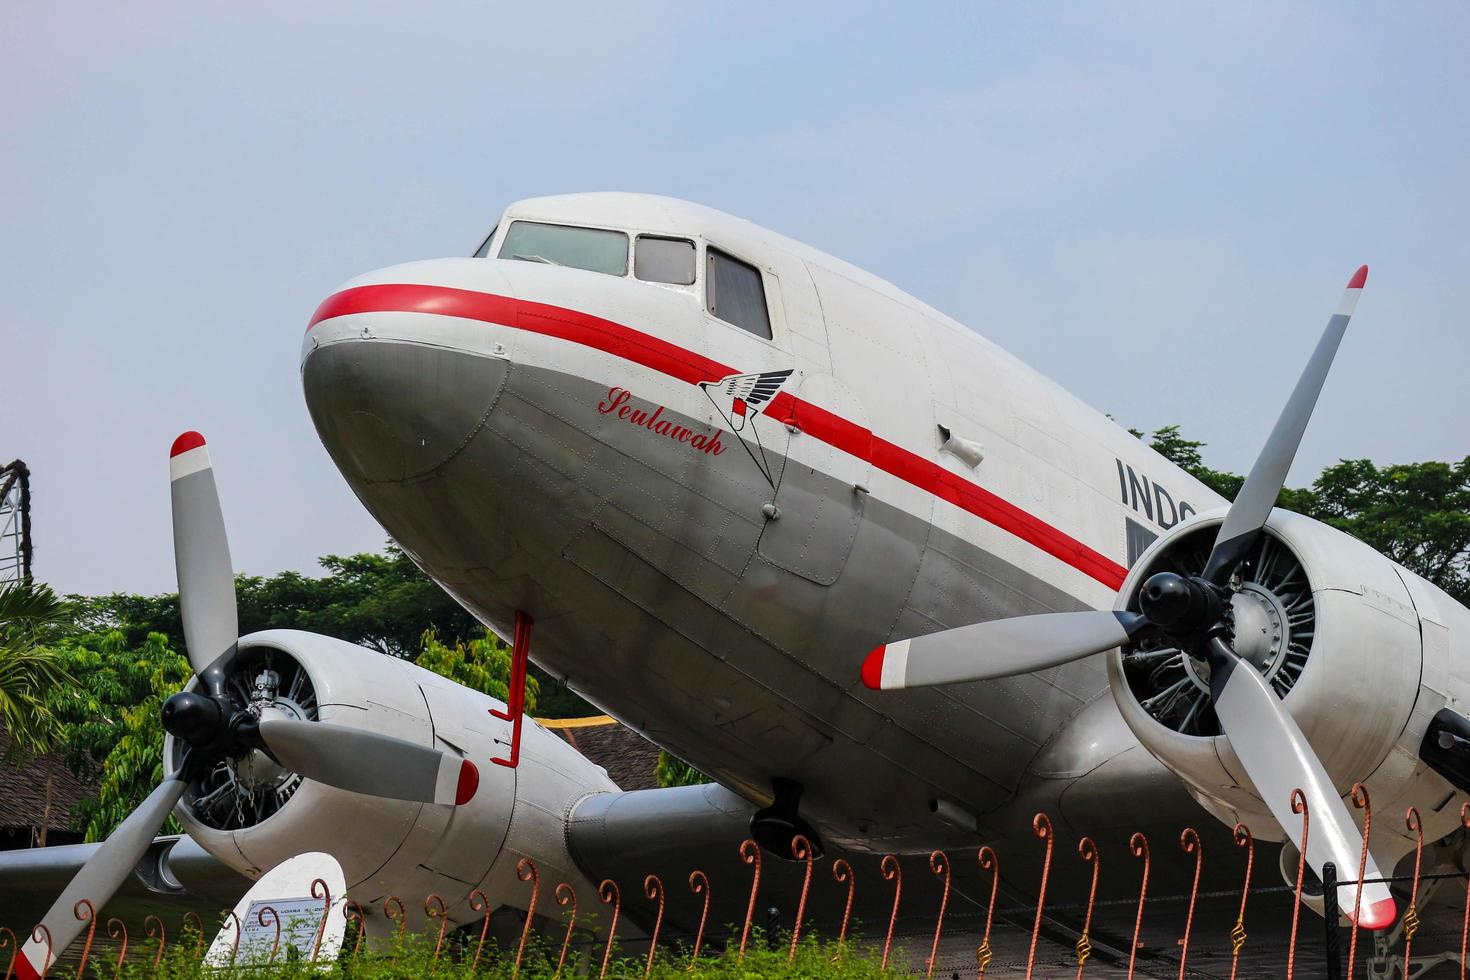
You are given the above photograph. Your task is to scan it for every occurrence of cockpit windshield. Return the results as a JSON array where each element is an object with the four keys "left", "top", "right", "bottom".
[
  {"left": 499, "top": 221, "right": 628, "bottom": 276},
  {"left": 472, "top": 225, "right": 498, "bottom": 258}
]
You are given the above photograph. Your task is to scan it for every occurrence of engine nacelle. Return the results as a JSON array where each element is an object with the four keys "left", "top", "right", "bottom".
[
  {"left": 1107, "top": 509, "right": 1469, "bottom": 866},
  {"left": 163, "top": 629, "right": 616, "bottom": 930}
]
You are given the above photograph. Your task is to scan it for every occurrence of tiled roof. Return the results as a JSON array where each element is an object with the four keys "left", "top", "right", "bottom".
[
  {"left": 538, "top": 716, "right": 662, "bottom": 791},
  {"left": 0, "top": 726, "right": 96, "bottom": 832}
]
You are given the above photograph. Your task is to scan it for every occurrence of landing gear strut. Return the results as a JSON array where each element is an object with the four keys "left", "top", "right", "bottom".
[{"left": 490, "top": 611, "right": 532, "bottom": 768}]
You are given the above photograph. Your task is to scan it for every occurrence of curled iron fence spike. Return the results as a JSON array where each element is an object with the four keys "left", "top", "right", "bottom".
[
  {"left": 72, "top": 899, "right": 98, "bottom": 979},
  {"left": 644, "top": 874, "right": 666, "bottom": 977},
  {"left": 219, "top": 909, "right": 241, "bottom": 967},
  {"left": 830, "top": 859, "right": 855, "bottom": 961},
  {"left": 1026, "top": 812, "right": 1054, "bottom": 980},
  {"left": 554, "top": 883, "right": 578, "bottom": 978},
  {"left": 343, "top": 901, "right": 366, "bottom": 961},
  {"left": 1458, "top": 805, "right": 1470, "bottom": 980},
  {"left": 1461, "top": 803, "right": 1470, "bottom": 980},
  {"left": 977, "top": 845, "right": 999, "bottom": 979},
  {"left": 1177, "top": 827, "right": 1202, "bottom": 978},
  {"left": 1126, "top": 832, "right": 1150, "bottom": 980},
  {"left": 738, "top": 839, "right": 761, "bottom": 959},
  {"left": 515, "top": 857, "right": 541, "bottom": 978},
  {"left": 1229, "top": 823, "right": 1254, "bottom": 980},
  {"left": 182, "top": 910, "right": 204, "bottom": 960},
  {"left": 0, "top": 926, "right": 15, "bottom": 980},
  {"left": 425, "top": 893, "right": 448, "bottom": 964},
  {"left": 880, "top": 853, "right": 902, "bottom": 970},
  {"left": 1075, "top": 837, "right": 1099, "bottom": 979},
  {"left": 468, "top": 889, "right": 493, "bottom": 971},
  {"left": 107, "top": 918, "right": 129, "bottom": 979},
  {"left": 255, "top": 906, "right": 279, "bottom": 967},
  {"left": 384, "top": 894, "right": 406, "bottom": 960},
  {"left": 29, "top": 924, "right": 50, "bottom": 980},
  {"left": 1403, "top": 806, "right": 1424, "bottom": 977},
  {"left": 311, "top": 877, "right": 333, "bottom": 963},
  {"left": 598, "top": 879, "right": 621, "bottom": 980},
  {"left": 145, "top": 913, "right": 166, "bottom": 973},
  {"left": 1287, "top": 789, "right": 1309, "bottom": 980},
  {"left": 925, "top": 850, "right": 951, "bottom": 979},
  {"left": 687, "top": 871, "right": 710, "bottom": 969},
  {"left": 1347, "top": 782, "right": 1373, "bottom": 980},
  {"left": 788, "top": 835, "right": 814, "bottom": 962}
]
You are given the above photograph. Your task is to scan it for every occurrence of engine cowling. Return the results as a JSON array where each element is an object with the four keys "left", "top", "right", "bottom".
[
  {"left": 163, "top": 629, "right": 616, "bottom": 931},
  {"left": 1107, "top": 509, "right": 1466, "bottom": 863}
]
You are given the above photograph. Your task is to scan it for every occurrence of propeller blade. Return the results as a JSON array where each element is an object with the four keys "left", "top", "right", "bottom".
[
  {"left": 861, "top": 611, "right": 1149, "bottom": 690},
  {"left": 1202, "top": 266, "right": 1366, "bottom": 583},
  {"left": 1206, "top": 637, "right": 1395, "bottom": 928},
  {"left": 14, "top": 777, "right": 186, "bottom": 979},
  {"left": 256, "top": 716, "right": 480, "bottom": 806},
  {"left": 169, "top": 432, "right": 239, "bottom": 690}
]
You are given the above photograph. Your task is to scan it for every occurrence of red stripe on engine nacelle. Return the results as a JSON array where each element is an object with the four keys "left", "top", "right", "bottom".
[{"left": 309, "top": 285, "right": 1128, "bottom": 590}]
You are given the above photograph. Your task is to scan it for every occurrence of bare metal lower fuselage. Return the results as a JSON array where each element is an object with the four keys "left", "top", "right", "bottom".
[{"left": 301, "top": 335, "right": 1207, "bottom": 874}]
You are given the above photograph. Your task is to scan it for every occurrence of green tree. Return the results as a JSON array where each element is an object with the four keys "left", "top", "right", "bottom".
[
  {"left": 0, "top": 581, "right": 74, "bottom": 752},
  {"left": 72, "top": 543, "right": 479, "bottom": 660},
  {"left": 45, "top": 631, "right": 191, "bottom": 840},
  {"left": 72, "top": 543, "right": 592, "bottom": 717},
  {"left": 655, "top": 750, "right": 707, "bottom": 788},
  {"left": 1285, "top": 457, "right": 1470, "bottom": 605},
  {"left": 1133, "top": 424, "right": 1470, "bottom": 606},
  {"left": 416, "top": 628, "right": 539, "bottom": 712},
  {"left": 1139, "top": 424, "right": 1245, "bottom": 499},
  {"left": 0, "top": 581, "right": 76, "bottom": 844}
]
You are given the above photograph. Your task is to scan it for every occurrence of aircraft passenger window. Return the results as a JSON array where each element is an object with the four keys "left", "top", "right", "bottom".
[
  {"left": 706, "top": 248, "right": 772, "bottom": 339},
  {"left": 472, "top": 224, "right": 499, "bottom": 258},
  {"left": 635, "top": 236, "right": 696, "bottom": 285},
  {"left": 499, "top": 221, "right": 628, "bottom": 276}
]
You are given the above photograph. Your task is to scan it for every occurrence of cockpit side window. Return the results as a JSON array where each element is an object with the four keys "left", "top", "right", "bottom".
[
  {"left": 634, "top": 236, "right": 696, "bottom": 285},
  {"left": 472, "top": 225, "right": 499, "bottom": 258},
  {"left": 499, "top": 221, "right": 629, "bottom": 276},
  {"left": 706, "top": 247, "right": 772, "bottom": 339}
]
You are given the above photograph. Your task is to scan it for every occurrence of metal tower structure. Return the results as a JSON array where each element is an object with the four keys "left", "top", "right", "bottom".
[{"left": 0, "top": 460, "right": 32, "bottom": 586}]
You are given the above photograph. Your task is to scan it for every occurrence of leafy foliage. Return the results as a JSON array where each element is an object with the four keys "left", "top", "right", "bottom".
[
  {"left": 1140, "top": 424, "right": 1245, "bottom": 500},
  {"left": 1134, "top": 424, "right": 1470, "bottom": 605},
  {"left": 417, "top": 629, "right": 539, "bottom": 713},
  {"left": 0, "top": 580, "right": 75, "bottom": 757},
  {"left": 43, "top": 630, "right": 192, "bottom": 840},
  {"left": 1285, "top": 457, "right": 1470, "bottom": 605},
  {"left": 117, "top": 920, "right": 892, "bottom": 979},
  {"left": 655, "top": 750, "right": 708, "bottom": 788},
  {"left": 70, "top": 542, "right": 590, "bottom": 717}
]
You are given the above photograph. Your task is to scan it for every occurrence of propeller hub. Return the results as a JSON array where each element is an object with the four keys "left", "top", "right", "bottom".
[
  {"left": 1138, "top": 572, "right": 1221, "bottom": 635},
  {"left": 161, "top": 691, "right": 225, "bottom": 747}
]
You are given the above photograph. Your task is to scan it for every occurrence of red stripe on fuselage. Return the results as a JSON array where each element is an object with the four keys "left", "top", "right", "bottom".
[{"left": 309, "top": 284, "right": 1128, "bottom": 590}]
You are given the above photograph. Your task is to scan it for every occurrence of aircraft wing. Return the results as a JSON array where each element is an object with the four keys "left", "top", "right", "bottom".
[{"left": 0, "top": 835, "right": 250, "bottom": 934}]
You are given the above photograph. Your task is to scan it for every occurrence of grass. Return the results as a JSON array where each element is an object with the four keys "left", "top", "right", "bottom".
[{"left": 54, "top": 924, "right": 903, "bottom": 979}]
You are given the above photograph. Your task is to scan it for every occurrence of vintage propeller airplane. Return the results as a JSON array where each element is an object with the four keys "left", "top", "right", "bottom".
[{"left": 6, "top": 193, "right": 1470, "bottom": 975}]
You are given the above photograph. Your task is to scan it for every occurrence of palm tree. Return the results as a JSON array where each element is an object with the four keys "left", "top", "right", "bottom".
[{"left": 0, "top": 580, "right": 75, "bottom": 844}]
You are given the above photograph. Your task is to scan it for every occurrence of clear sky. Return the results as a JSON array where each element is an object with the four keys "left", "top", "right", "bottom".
[{"left": 3, "top": 2, "right": 1466, "bottom": 596}]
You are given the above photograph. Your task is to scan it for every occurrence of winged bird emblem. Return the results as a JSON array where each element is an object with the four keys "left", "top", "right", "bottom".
[{"left": 699, "top": 369, "right": 794, "bottom": 431}]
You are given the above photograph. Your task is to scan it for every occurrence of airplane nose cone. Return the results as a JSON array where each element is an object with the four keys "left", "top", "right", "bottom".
[{"left": 302, "top": 339, "right": 508, "bottom": 484}]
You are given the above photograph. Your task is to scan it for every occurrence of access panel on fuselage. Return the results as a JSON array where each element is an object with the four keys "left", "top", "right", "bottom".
[{"left": 756, "top": 371, "right": 871, "bottom": 585}]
